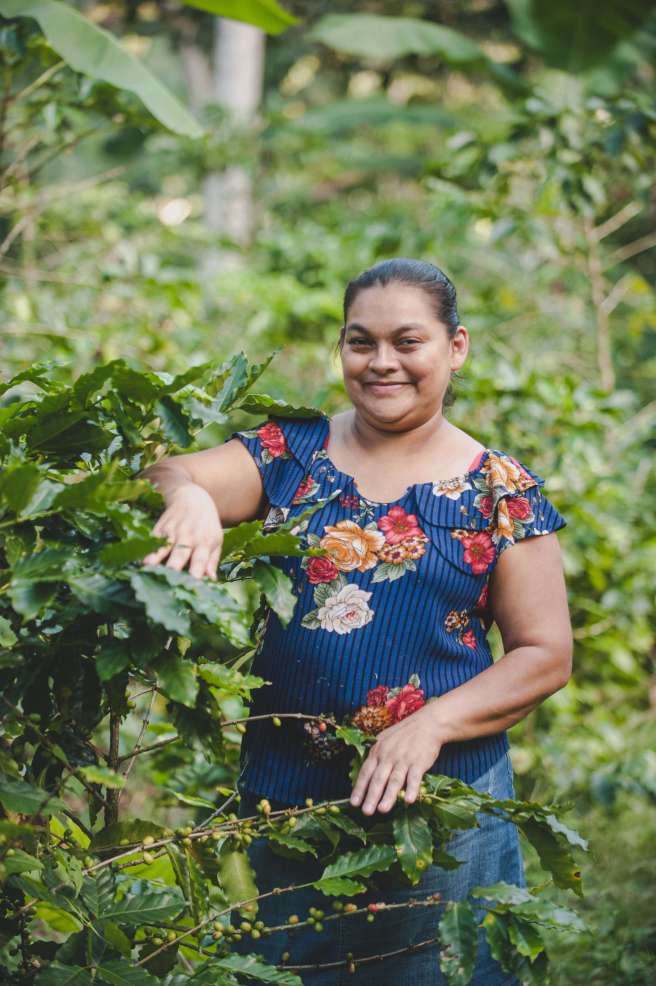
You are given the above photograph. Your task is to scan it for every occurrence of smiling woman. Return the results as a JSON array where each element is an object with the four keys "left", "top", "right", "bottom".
[{"left": 142, "top": 257, "right": 572, "bottom": 986}]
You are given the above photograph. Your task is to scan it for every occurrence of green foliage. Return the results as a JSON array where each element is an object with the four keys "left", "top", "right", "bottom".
[
  {"left": 180, "top": 0, "right": 298, "bottom": 35},
  {"left": 0, "top": 1, "right": 202, "bottom": 137},
  {"left": 1, "top": 2, "right": 654, "bottom": 981},
  {"left": 0, "top": 354, "right": 587, "bottom": 983}
]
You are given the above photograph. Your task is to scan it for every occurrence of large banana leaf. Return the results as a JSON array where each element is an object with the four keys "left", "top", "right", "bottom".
[
  {"left": 507, "top": 0, "right": 656, "bottom": 72},
  {"left": 0, "top": 0, "right": 203, "bottom": 138},
  {"left": 308, "top": 13, "right": 525, "bottom": 93},
  {"left": 181, "top": 0, "right": 298, "bottom": 34}
]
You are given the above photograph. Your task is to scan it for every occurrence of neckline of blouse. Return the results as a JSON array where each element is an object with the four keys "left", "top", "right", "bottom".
[{"left": 314, "top": 413, "right": 489, "bottom": 508}]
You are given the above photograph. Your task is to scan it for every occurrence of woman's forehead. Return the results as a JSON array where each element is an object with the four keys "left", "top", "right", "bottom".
[{"left": 345, "top": 283, "right": 441, "bottom": 331}]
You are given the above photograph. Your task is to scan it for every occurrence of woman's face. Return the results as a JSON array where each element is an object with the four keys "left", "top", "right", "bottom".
[{"left": 340, "top": 281, "right": 468, "bottom": 430}]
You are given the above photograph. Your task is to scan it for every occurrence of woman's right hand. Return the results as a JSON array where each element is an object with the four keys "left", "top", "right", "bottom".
[{"left": 142, "top": 484, "right": 224, "bottom": 580}]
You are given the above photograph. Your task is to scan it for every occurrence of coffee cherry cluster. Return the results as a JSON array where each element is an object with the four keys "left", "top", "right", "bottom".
[
  {"left": 142, "top": 926, "right": 178, "bottom": 946},
  {"left": 211, "top": 918, "right": 269, "bottom": 943}
]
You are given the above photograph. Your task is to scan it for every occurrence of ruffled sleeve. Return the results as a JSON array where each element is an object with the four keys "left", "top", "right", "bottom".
[
  {"left": 229, "top": 416, "right": 324, "bottom": 524},
  {"left": 478, "top": 450, "right": 567, "bottom": 568},
  {"left": 414, "top": 448, "right": 567, "bottom": 579}
]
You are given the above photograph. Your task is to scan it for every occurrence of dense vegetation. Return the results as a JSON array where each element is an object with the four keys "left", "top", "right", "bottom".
[{"left": 1, "top": 2, "right": 654, "bottom": 983}]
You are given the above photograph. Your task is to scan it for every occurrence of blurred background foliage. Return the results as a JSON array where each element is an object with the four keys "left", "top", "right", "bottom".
[{"left": 1, "top": 2, "right": 655, "bottom": 982}]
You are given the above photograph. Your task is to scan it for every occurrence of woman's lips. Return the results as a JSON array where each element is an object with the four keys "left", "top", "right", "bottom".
[{"left": 364, "top": 382, "right": 409, "bottom": 393}]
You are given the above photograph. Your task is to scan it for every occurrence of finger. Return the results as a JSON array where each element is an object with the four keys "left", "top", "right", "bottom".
[
  {"left": 377, "top": 765, "right": 408, "bottom": 814},
  {"left": 143, "top": 544, "right": 173, "bottom": 565},
  {"left": 189, "top": 546, "right": 210, "bottom": 580},
  {"left": 403, "top": 765, "right": 424, "bottom": 805},
  {"left": 360, "top": 759, "right": 395, "bottom": 816},
  {"left": 205, "top": 545, "right": 221, "bottom": 580},
  {"left": 349, "top": 752, "right": 378, "bottom": 806},
  {"left": 165, "top": 545, "right": 193, "bottom": 572}
]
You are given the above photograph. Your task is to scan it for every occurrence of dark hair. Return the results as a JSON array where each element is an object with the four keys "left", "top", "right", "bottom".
[{"left": 337, "top": 257, "right": 462, "bottom": 408}]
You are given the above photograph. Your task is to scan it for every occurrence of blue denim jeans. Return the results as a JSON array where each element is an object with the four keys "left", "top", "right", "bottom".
[{"left": 230, "top": 752, "right": 524, "bottom": 985}]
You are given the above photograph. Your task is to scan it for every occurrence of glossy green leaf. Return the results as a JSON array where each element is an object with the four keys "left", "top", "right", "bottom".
[
  {"left": 507, "top": 0, "right": 656, "bottom": 71},
  {"left": 235, "top": 394, "right": 323, "bottom": 418},
  {"left": 155, "top": 396, "right": 193, "bottom": 448},
  {"left": 33, "top": 962, "right": 95, "bottom": 986},
  {"left": 100, "top": 536, "right": 165, "bottom": 567},
  {"left": 212, "top": 953, "right": 302, "bottom": 984},
  {"left": 438, "top": 901, "right": 478, "bottom": 986},
  {"left": 97, "top": 959, "right": 159, "bottom": 986},
  {"left": 77, "top": 765, "right": 125, "bottom": 789},
  {"left": 392, "top": 809, "right": 434, "bottom": 883},
  {"left": 319, "top": 843, "right": 396, "bottom": 882},
  {"left": 3, "top": 848, "right": 44, "bottom": 875},
  {"left": 0, "top": 1, "right": 203, "bottom": 137},
  {"left": 312, "top": 875, "right": 367, "bottom": 896},
  {"left": 101, "top": 890, "right": 185, "bottom": 925},
  {"left": 250, "top": 561, "right": 297, "bottom": 626},
  {"left": 0, "top": 462, "right": 42, "bottom": 513},
  {"left": 517, "top": 818, "right": 584, "bottom": 895},
  {"left": 267, "top": 830, "right": 318, "bottom": 857},
  {"left": 129, "top": 572, "right": 191, "bottom": 635},
  {"left": 217, "top": 846, "right": 259, "bottom": 918},
  {"left": 0, "top": 777, "right": 66, "bottom": 815},
  {"left": 155, "top": 654, "right": 198, "bottom": 707},
  {"left": 310, "top": 13, "right": 484, "bottom": 62},
  {"left": 0, "top": 615, "right": 17, "bottom": 647},
  {"left": 181, "top": 0, "right": 298, "bottom": 35}
]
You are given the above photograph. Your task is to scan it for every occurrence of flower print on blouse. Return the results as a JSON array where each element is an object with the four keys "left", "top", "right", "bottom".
[
  {"left": 302, "top": 675, "right": 426, "bottom": 763},
  {"left": 239, "top": 420, "right": 292, "bottom": 465},
  {"left": 431, "top": 448, "right": 558, "bottom": 575},
  {"left": 227, "top": 414, "right": 568, "bottom": 804},
  {"left": 299, "top": 505, "right": 430, "bottom": 634}
]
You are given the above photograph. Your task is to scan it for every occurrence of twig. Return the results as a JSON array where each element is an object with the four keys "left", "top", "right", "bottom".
[
  {"left": 604, "top": 231, "right": 656, "bottom": 268},
  {"left": 592, "top": 201, "right": 641, "bottom": 242},
  {"left": 119, "top": 686, "right": 157, "bottom": 788},
  {"left": 15, "top": 60, "right": 66, "bottom": 103},
  {"left": 583, "top": 216, "right": 614, "bottom": 391}
]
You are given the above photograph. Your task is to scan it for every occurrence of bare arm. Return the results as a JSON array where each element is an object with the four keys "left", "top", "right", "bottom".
[
  {"left": 348, "top": 531, "right": 572, "bottom": 814},
  {"left": 425, "top": 531, "right": 573, "bottom": 741},
  {"left": 139, "top": 438, "right": 267, "bottom": 579}
]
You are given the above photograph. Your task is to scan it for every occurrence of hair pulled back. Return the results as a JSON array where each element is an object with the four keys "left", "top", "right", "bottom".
[{"left": 339, "top": 257, "right": 461, "bottom": 408}]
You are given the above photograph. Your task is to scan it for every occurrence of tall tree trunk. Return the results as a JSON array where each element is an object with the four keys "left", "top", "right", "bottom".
[{"left": 201, "top": 18, "right": 265, "bottom": 279}]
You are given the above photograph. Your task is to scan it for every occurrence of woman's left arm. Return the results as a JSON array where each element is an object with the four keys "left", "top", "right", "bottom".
[
  {"left": 428, "top": 530, "right": 573, "bottom": 737},
  {"left": 349, "top": 532, "right": 572, "bottom": 815}
]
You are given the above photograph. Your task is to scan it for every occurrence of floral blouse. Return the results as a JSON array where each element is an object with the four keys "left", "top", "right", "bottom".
[{"left": 229, "top": 414, "right": 567, "bottom": 805}]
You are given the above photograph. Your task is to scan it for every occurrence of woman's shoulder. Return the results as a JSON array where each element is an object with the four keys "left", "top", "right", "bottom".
[
  {"left": 474, "top": 447, "right": 546, "bottom": 493},
  {"left": 233, "top": 412, "right": 328, "bottom": 468}
]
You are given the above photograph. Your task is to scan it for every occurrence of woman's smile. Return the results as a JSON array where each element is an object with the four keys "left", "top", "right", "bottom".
[{"left": 364, "top": 381, "right": 411, "bottom": 394}]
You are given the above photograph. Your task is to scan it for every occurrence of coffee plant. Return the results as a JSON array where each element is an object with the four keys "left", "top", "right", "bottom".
[{"left": 0, "top": 354, "right": 588, "bottom": 984}]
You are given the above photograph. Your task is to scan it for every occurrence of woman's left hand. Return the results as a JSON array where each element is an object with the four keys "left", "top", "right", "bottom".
[{"left": 349, "top": 705, "right": 445, "bottom": 815}]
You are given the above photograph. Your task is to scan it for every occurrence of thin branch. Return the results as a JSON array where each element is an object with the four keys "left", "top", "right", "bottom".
[
  {"left": 583, "top": 216, "right": 614, "bottom": 391},
  {"left": 1, "top": 134, "right": 40, "bottom": 187},
  {"left": 600, "top": 274, "right": 631, "bottom": 317},
  {"left": 0, "top": 59, "right": 13, "bottom": 163},
  {"left": 119, "top": 686, "right": 157, "bottom": 788},
  {"left": 15, "top": 60, "right": 66, "bottom": 104},
  {"left": 604, "top": 231, "right": 656, "bottom": 269},
  {"left": 114, "top": 711, "right": 337, "bottom": 764},
  {"left": 0, "top": 263, "right": 102, "bottom": 287},
  {"left": 592, "top": 201, "right": 642, "bottom": 242}
]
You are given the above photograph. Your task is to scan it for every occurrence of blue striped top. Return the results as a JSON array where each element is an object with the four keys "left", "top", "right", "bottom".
[{"left": 229, "top": 414, "right": 567, "bottom": 805}]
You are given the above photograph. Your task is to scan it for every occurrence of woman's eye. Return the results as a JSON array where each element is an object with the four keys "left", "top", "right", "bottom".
[
  {"left": 349, "top": 338, "right": 371, "bottom": 346},
  {"left": 398, "top": 339, "right": 419, "bottom": 346}
]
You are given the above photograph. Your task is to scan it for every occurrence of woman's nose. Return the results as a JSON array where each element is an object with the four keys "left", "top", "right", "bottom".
[{"left": 368, "top": 344, "right": 399, "bottom": 372}]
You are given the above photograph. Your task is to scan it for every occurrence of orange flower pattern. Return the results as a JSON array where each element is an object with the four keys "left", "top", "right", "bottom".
[
  {"left": 301, "top": 506, "right": 431, "bottom": 633},
  {"left": 444, "top": 451, "right": 542, "bottom": 574}
]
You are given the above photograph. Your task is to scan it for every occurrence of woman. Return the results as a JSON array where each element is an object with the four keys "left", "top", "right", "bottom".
[{"left": 142, "top": 258, "right": 572, "bottom": 984}]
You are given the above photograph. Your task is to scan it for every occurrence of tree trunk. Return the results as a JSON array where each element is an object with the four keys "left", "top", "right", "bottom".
[{"left": 201, "top": 18, "right": 265, "bottom": 279}]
